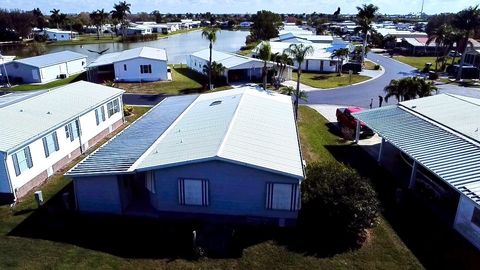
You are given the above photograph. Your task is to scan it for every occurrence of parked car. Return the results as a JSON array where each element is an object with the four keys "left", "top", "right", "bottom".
[
  {"left": 336, "top": 107, "right": 375, "bottom": 139},
  {"left": 448, "top": 50, "right": 461, "bottom": 57},
  {"left": 446, "top": 65, "right": 480, "bottom": 79}
]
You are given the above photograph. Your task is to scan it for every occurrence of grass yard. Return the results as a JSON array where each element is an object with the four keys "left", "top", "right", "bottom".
[
  {"left": 364, "top": 60, "right": 381, "bottom": 70},
  {"left": 0, "top": 105, "right": 424, "bottom": 270},
  {"left": 293, "top": 72, "right": 370, "bottom": 89},
  {"left": 8, "top": 72, "right": 86, "bottom": 91},
  {"left": 48, "top": 35, "right": 121, "bottom": 46},
  {"left": 393, "top": 56, "right": 453, "bottom": 72},
  {"left": 117, "top": 65, "right": 232, "bottom": 95}
]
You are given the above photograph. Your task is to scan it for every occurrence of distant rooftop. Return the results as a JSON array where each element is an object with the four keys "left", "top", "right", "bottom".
[
  {"left": 87, "top": 47, "right": 167, "bottom": 68},
  {"left": 13, "top": 51, "right": 87, "bottom": 69}
]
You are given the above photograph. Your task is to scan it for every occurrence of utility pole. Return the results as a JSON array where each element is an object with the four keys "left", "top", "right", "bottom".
[{"left": 420, "top": 0, "right": 425, "bottom": 17}]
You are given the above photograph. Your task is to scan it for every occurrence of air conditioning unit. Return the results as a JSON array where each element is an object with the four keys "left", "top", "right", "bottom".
[{"left": 58, "top": 74, "right": 67, "bottom": 79}]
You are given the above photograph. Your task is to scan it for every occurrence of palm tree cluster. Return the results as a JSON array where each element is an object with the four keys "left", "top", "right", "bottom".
[
  {"left": 330, "top": 48, "right": 350, "bottom": 75},
  {"left": 384, "top": 77, "right": 438, "bottom": 103},
  {"left": 111, "top": 1, "right": 131, "bottom": 35},
  {"left": 202, "top": 61, "right": 225, "bottom": 86},
  {"left": 426, "top": 5, "right": 480, "bottom": 79},
  {"left": 90, "top": 9, "right": 108, "bottom": 40}
]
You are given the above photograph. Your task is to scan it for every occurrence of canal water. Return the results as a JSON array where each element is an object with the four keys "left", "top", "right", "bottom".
[{"left": 3, "top": 30, "right": 249, "bottom": 64}]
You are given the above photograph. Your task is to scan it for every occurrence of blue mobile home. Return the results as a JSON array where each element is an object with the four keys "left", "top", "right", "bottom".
[{"left": 68, "top": 87, "right": 304, "bottom": 226}]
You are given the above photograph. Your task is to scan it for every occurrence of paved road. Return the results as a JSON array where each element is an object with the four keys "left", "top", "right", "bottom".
[
  {"left": 122, "top": 53, "right": 480, "bottom": 107},
  {"left": 304, "top": 53, "right": 418, "bottom": 108}
]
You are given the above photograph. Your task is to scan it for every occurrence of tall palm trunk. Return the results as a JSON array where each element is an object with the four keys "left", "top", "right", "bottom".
[
  {"left": 434, "top": 44, "right": 439, "bottom": 71},
  {"left": 361, "top": 32, "right": 368, "bottom": 63},
  {"left": 263, "top": 61, "right": 267, "bottom": 90},
  {"left": 208, "top": 42, "right": 212, "bottom": 90},
  {"left": 294, "top": 69, "right": 301, "bottom": 119},
  {"left": 457, "top": 35, "right": 469, "bottom": 81}
]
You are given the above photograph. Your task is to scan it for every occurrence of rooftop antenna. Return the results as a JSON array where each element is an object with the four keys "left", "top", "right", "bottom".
[{"left": 420, "top": 0, "right": 425, "bottom": 16}]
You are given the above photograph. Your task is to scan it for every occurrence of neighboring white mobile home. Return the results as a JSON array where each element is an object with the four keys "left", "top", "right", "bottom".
[
  {"left": 0, "top": 81, "right": 124, "bottom": 203},
  {"left": 86, "top": 47, "right": 168, "bottom": 82},
  {"left": 44, "top": 28, "right": 78, "bottom": 41},
  {"left": 5, "top": 51, "right": 87, "bottom": 84}
]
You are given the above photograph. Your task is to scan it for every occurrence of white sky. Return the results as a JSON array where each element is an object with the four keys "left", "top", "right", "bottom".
[{"left": 2, "top": 0, "right": 477, "bottom": 15}]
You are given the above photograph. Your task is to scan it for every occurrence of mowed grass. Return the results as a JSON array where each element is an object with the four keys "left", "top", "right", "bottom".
[
  {"left": 117, "top": 65, "right": 232, "bottom": 95},
  {"left": 293, "top": 72, "right": 370, "bottom": 89},
  {"left": 8, "top": 72, "right": 86, "bottom": 91},
  {"left": 47, "top": 35, "right": 121, "bottom": 46},
  {"left": 0, "top": 106, "right": 423, "bottom": 270},
  {"left": 393, "top": 56, "right": 453, "bottom": 72}
]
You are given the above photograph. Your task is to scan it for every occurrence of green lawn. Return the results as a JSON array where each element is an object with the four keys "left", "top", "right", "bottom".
[
  {"left": 364, "top": 60, "right": 380, "bottom": 71},
  {"left": 117, "top": 65, "right": 232, "bottom": 95},
  {"left": 48, "top": 35, "right": 121, "bottom": 46},
  {"left": 238, "top": 42, "right": 259, "bottom": 56},
  {"left": 293, "top": 72, "right": 370, "bottom": 89},
  {"left": 393, "top": 56, "right": 453, "bottom": 72},
  {"left": 0, "top": 106, "right": 423, "bottom": 270},
  {"left": 8, "top": 72, "right": 86, "bottom": 91}
]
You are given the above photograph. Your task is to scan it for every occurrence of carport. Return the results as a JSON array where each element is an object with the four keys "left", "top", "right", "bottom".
[{"left": 353, "top": 94, "right": 480, "bottom": 250}]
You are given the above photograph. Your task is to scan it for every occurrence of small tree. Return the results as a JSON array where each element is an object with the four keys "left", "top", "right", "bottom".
[
  {"left": 280, "top": 86, "right": 308, "bottom": 102},
  {"left": 384, "top": 77, "right": 438, "bottom": 103},
  {"left": 330, "top": 48, "right": 349, "bottom": 75},
  {"left": 90, "top": 9, "right": 108, "bottom": 40},
  {"left": 299, "top": 161, "right": 379, "bottom": 252},
  {"left": 203, "top": 61, "right": 225, "bottom": 87}
]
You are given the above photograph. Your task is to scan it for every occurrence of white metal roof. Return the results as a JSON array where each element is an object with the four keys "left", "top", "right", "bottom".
[
  {"left": 136, "top": 87, "right": 304, "bottom": 178},
  {"left": 265, "top": 41, "right": 351, "bottom": 61},
  {"left": 190, "top": 49, "right": 271, "bottom": 70},
  {"left": 353, "top": 94, "right": 480, "bottom": 205},
  {"left": 13, "top": 51, "right": 87, "bottom": 69},
  {"left": 0, "top": 81, "right": 124, "bottom": 153},
  {"left": 87, "top": 47, "right": 167, "bottom": 68}
]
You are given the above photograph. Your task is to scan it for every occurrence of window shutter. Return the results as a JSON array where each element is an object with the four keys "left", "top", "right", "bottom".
[
  {"left": 290, "top": 183, "right": 300, "bottom": 211},
  {"left": 53, "top": 132, "right": 59, "bottom": 151},
  {"left": 95, "top": 109, "right": 100, "bottom": 125},
  {"left": 68, "top": 124, "right": 74, "bottom": 142},
  {"left": 25, "top": 146, "right": 33, "bottom": 168},
  {"left": 42, "top": 137, "right": 50, "bottom": 157},
  {"left": 75, "top": 120, "right": 81, "bottom": 136},
  {"left": 12, "top": 153, "right": 20, "bottom": 176},
  {"left": 65, "top": 125, "right": 69, "bottom": 138},
  {"left": 101, "top": 106, "right": 106, "bottom": 121},
  {"left": 266, "top": 183, "right": 273, "bottom": 209},
  {"left": 202, "top": 179, "right": 209, "bottom": 206},
  {"left": 178, "top": 179, "right": 185, "bottom": 205}
]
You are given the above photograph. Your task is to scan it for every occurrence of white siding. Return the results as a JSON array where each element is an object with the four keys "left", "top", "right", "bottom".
[
  {"left": 66, "top": 58, "right": 87, "bottom": 75},
  {"left": 4, "top": 97, "right": 123, "bottom": 193},
  {"left": 187, "top": 55, "right": 209, "bottom": 74},
  {"left": 454, "top": 196, "right": 480, "bottom": 250},
  {"left": 114, "top": 58, "right": 168, "bottom": 82},
  {"left": 46, "top": 31, "right": 73, "bottom": 41},
  {"left": 39, "top": 64, "right": 67, "bottom": 83}
]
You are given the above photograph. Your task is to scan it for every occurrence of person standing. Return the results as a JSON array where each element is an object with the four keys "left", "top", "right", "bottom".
[{"left": 378, "top": 95, "right": 383, "bottom": 107}]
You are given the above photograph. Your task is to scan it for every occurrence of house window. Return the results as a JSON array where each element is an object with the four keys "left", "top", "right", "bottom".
[
  {"left": 472, "top": 207, "right": 480, "bottom": 228},
  {"left": 140, "top": 64, "right": 152, "bottom": 74},
  {"left": 12, "top": 146, "right": 33, "bottom": 176},
  {"left": 330, "top": 61, "right": 336, "bottom": 66},
  {"left": 178, "top": 179, "right": 209, "bottom": 206},
  {"left": 266, "top": 183, "right": 300, "bottom": 211},
  {"left": 124, "top": 64, "right": 127, "bottom": 71},
  {"left": 107, "top": 98, "right": 120, "bottom": 118},
  {"left": 65, "top": 120, "right": 80, "bottom": 142},
  {"left": 42, "top": 131, "right": 59, "bottom": 158},
  {"left": 145, "top": 172, "right": 155, "bottom": 194},
  {"left": 95, "top": 106, "right": 106, "bottom": 125}
]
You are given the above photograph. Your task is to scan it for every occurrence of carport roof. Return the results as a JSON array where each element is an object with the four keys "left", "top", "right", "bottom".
[
  {"left": 14, "top": 50, "right": 87, "bottom": 68},
  {"left": 353, "top": 94, "right": 480, "bottom": 205},
  {"left": 190, "top": 49, "right": 267, "bottom": 69},
  {"left": 87, "top": 47, "right": 167, "bottom": 68}
]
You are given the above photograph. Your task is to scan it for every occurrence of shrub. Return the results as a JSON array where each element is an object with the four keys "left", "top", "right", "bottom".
[
  {"left": 374, "top": 64, "right": 380, "bottom": 70},
  {"left": 298, "top": 161, "right": 379, "bottom": 252},
  {"left": 123, "top": 105, "right": 134, "bottom": 116},
  {"left": 121, "top": 34, "right": 158, "bottom": 43},
  {"left": 428, "top": 72, "right": 439, "bottom": 80}
]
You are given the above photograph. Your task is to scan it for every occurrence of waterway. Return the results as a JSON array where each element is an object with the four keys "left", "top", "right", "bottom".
[{"left": 3, "top": 30, "right": 250, "bottom": 64}]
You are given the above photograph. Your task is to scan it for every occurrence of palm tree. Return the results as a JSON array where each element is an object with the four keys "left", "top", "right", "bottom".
[
  {"left": 356, "top": 4, "right": 379, "bottom": 64},
  {"left": 203, "top": 61, "right": 225, "bottom": 86},
  {"left": 111, "top": 1, "right": 131, "bottom": 35},
  {"left": 50, "top": 9, "right": 61, "bottom": 29},
  {"left": 201, "top": 27, "right": 219, "bottom": 90},
  {"left": 272, "top": 52, "right": 293, "bottom": 87},
  {"left": 330, "top": 48, "right": 350, "bottom": 75},
  {"left": 384, "top": 77, "right": 437, "bottom": 103},
  {"left": 284, "top": 43, "right": 314, "bottom": 119},
  {"left": 426, "top": 24, "right": 448, "bottom": 71},
  {"left": 452, "top": 5, "right": 480, "bottom": 80},
  {"left": 257, "top": 41, "right": 272, "bottom": 90},
  {"left": 90, "top": 9, "right": 108, "bottom": 40},
  {"left": 281, "top": 86, "right": 308, "bottom": 102}
]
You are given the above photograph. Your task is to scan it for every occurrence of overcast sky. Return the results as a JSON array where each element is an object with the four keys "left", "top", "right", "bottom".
[{"left": 2, "top": 0, "right": 477, "bottom": 15}]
